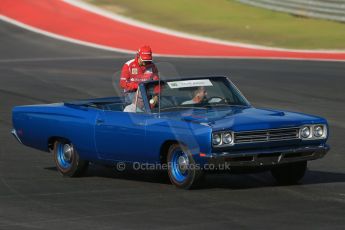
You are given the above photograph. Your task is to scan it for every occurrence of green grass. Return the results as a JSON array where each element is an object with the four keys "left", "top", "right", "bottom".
[{"left": 85, "top": 0, "right": 345, "bottom": 49}]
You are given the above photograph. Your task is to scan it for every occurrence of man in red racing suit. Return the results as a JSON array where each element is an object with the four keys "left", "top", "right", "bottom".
[{"left": 120, "top": 45, "right": 159, "bottom": 106}]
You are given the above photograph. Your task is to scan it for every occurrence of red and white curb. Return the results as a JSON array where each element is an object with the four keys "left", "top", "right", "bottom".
[{"left": 0, "top": 0, "right": 344, "bottom": 61}]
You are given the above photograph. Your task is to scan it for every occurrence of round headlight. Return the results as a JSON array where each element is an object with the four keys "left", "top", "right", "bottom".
[
  {"left": 313, "top": 126, "right": 324, "bottom": 138},
  {"left": 212, "top": 133, "right": 221, "bottom": 145},
  {"left": 222, "top": 133, "right": 233, "bottom": 144},
  {"left": 301, "top": 126, "right": 311, "bottom": 138}
]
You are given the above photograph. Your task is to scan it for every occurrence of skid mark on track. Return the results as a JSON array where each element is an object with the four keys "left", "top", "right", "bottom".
[
  {"left": 11, "top": 68, "right": 101, "bottom": 98},
  {"left": 0, "top": 206, "right": 180, "bottom": 228},
  {"left": 0, "top": 88, "right": 51, "bottom": 103},
  {"left": 275, "top": 185, "right": 345, "bottom": 205},
  {"left": 0, "top": 118, "right": 11, "bottom": 127}
]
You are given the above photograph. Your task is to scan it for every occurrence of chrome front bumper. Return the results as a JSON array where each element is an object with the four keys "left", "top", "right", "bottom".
[
  {"left": 208, "top": 145, "right": 329, "bottom": 167},
  {"left": 11, "top": 129, "right": 23, "bottom": 144}
]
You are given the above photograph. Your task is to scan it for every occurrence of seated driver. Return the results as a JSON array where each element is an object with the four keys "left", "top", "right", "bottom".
[
  {"left": 182, "top": 86, "right": 208, "bottom": 105},
  {"left": 124, "top": 91, "right": 145, "bottom": 113}
]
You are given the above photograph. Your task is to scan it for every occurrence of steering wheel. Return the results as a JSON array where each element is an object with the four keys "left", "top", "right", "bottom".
[{"left": 207, "top": 96, "right": 226, "bottom": 104}]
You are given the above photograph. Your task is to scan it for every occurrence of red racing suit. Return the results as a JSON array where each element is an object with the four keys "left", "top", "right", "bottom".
[{"left": 120, "top": 58, "right": 159, "bottom": 93}]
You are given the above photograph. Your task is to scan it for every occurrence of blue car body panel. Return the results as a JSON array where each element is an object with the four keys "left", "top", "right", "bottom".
[
  {"left": 12, "top": 101, "right": 213, "bottom": 164},
  {"left": 12, "top": 103, "right": 99, "bottom": 160},
  {"left": 11, "top": 77, "right": 329, "bottom": 167}
]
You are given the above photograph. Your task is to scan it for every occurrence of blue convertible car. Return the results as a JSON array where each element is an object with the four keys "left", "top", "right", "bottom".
[{"left": 12, "top": 76, "right": 329, "bottom": 189}]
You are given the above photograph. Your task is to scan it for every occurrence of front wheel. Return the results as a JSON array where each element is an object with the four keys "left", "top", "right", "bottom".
[
  {"left": 271, "top": 161, "right": 307, "bottom": 185},
  {"left": 167, "top": 144, "right": 204, "bottom": 189},
  {"left": 53, "top": 140, "right": 89, "bottom": 177}
]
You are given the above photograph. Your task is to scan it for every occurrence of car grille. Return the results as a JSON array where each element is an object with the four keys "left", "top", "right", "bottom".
[{"left": 234, "top": 127, "right": 299, "bottom": 144}]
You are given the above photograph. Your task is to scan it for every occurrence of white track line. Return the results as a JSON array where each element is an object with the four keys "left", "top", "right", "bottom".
[
  {"left": 0, "top": 14, "right": 345, "bottom": 62},
  {"left": 1, "top": 55, "right": 344, "bottom": 63},
  {"left": 65, "top": 0, "right": 345, "bottom": 54},
  {"left": 1, "top": 55, "right": 345, "bottom": 64},
  {"left": 0, "top": 15, "right": 135, "bottom": 54},
  {"left": 0, "top": 56, "right": 129, "bottom": 63}
]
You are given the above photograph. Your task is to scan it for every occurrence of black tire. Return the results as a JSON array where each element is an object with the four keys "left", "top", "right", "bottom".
[
  {"left": 167, "top": 144, "right": 205, "bottom": 189},
  {"left": 53, "top": 140, "right": 89, "bottom": 177},
  {"left": 271, "top": 161, "right": 307, "bottom": 185}
]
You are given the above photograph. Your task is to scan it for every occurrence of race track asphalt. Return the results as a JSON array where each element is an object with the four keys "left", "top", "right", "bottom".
[{"left": 0, "top": 21, "right": 345, "bottom": 230}]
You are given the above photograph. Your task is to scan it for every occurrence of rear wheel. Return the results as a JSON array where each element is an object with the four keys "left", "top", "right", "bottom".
[
  {"left": 53, "top": 140, "right": 89, "bottom": 177},
  {"left": 167, "top": 144, "right": 204, "bottom": 189},
  {"left": 271, "top": 161, "right": 307, "bottom": 185}
]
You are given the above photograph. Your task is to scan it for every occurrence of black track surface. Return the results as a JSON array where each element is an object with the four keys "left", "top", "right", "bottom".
[{"left": 1, "top": 21, "right": 345, "bottom": 229}]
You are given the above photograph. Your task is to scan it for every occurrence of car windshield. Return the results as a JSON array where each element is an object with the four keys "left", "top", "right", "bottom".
[{"left": 144, "top": 77, "right": 250, "bottom": 112}]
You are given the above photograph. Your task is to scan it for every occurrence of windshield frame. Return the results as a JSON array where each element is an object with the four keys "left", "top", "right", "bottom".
[{"left": 140, "top": 76, "right": 251, "bottom": 114}]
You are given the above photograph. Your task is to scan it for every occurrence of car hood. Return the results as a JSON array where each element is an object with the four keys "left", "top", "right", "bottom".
[{"left": 160, "top": 106, "right": 326, "bottom": 132}]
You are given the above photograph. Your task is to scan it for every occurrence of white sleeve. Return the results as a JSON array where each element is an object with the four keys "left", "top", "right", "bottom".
[
  {"left": 124, "top": 104, "right": 135, "bottom": 112},
  {"left": 181, "top": 100, "right": 194, "bottom": 105}
]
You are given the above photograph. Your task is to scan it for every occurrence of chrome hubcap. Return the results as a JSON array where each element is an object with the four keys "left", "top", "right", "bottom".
[
  {"left": 178, "top": 155, "right": 189, "bottom": 173},
  {"left": 63, "top": 144, "right": 73, "bottom": 162}
]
